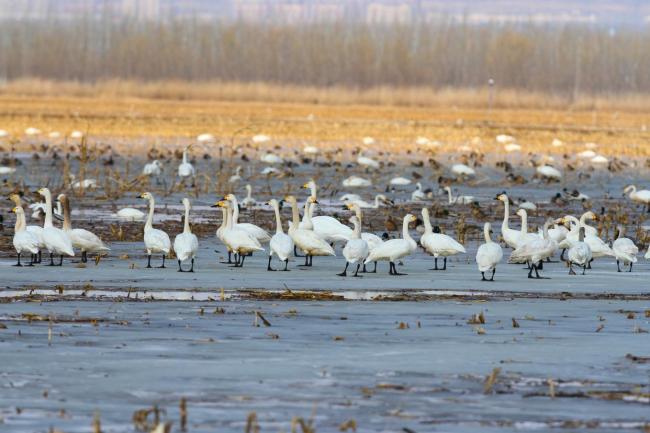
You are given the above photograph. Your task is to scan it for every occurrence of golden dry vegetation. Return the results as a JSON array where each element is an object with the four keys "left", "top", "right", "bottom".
[{"left": 0, "top": 81, "right": 649, "bottom": 157}]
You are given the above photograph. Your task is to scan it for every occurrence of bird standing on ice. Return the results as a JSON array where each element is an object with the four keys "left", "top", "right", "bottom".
[
  {"left": 139, "top": 192, "right": 171, "bottom": 268},
  {"left": 173, "top": 198, "right": 199, "bottom": 272}
]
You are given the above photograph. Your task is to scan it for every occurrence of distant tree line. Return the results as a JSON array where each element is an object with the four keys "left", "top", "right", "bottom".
[{"left": 0, "top": 18, "right": 648, "bottom": 95}]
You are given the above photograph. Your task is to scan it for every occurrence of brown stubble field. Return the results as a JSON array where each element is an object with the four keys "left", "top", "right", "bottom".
[{"left": 0, "top": 90, "right": 649, "bottom": 158}]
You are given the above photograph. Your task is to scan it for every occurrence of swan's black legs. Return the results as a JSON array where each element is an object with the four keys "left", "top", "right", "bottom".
[
  {"left": 527, "top": 263, "right": 535, "bottom": 278},
  {"left": 616, "top": 259, "right": 621, "bottom": 272},
  {"left": 58, "top": 255, "right": 63, "bottom": 266},
  {"left": 157, "top": 255, "right": 166, "bottom": 268},
  {"left": 37, "top": 250, "right": 42, "bottom": 263},
  {"left": 372, "top": 261, "right": 377, "bottom": 273},
  {"left": 13, "top": 253, "right": 22, "bottom": 267},
  {"left": 490, "top": 268, "right": 495, "bottom": 281},
  {"left": 294, "top": 245, "right": 303, "bottom": 257},
  {"left": 629, "top": 262, "right": 633, "bottom": 272},
  {"left": 560, "top": 248, "right": 566, "bottom": 261},
  {"left": 177, "top": 260, "right": 184, "bottom": 272},
  {"left": 238, "top": 254, "right": 246, "bottom": 268},
  {"left": 442, "top": 257, "right": 447, "bottom": 270},
  {"left": 267, "top": 255, "right": 276, "bottom": 271},
  {"left": 431, "top": 258, "right": 439, "bottom": 270},
  {"left": 337, "top": 262, "right": 349, "bottom": 276},
  {"left": 49, "top": 253, "right": 55, "bottom": 266},
  {"left": 282, "top": 259, "right": 289, "bottom": 271},
  {"left": 81, "top": 251, "right": 88, "bottom": 263},
  {"left": 582, "top": 264, "right": 587, "bottom": 275},
  {"left": 537, "top": 260, "right": 543, "bottom": 270},
  {"left": 587, "top": 259, "right": 593, "bottom": 269},
  {"left": 190, "top": 258, "right": 194, "bottom": 272},
  {"left": 481, "top": 271, "right": 486, "bottom": 281},
  {"left": 146, "top": 254, "right": 152, "bottom": 268},
  {"left": 569, "top": 262, "right": 576, "bottom": 275},
  {"left": 389, "top": 261, "right": 407, "bottom": 276},
  {"left": 353, "top": 263, "right": 362, "bottom": 277},
  {"left": 29, "top": 253, "right": 37, "bottom": 266}
]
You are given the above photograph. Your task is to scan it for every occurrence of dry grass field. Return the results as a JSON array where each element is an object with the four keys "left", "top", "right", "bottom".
[{"left": 0, "top": 81, "right": 649, "bottom": 157}]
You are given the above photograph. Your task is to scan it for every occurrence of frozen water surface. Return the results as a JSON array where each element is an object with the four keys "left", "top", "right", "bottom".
[{"left": 1, "top": 298, "right": 649, "bottom": 432}]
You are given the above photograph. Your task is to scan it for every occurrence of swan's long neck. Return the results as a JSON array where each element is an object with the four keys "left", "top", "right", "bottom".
[
  {"left": 542, "top": 221, "right": 550, "bottom": 239},
  {"left": 145, "top": 197, "right": 155, "bottom": 230},
  {"left": 422, "top": 209, "right": 433, "bottom": 234},
  {"left": 501, "top": 199, "right": 510, "bottom": 231},
  {"left": 61, "top": 197, "right": 72, "bottom": 231},
  {"left": 246, "top": 186, "right": 252, "bottom": 199},
  {"left": 446, "top": 188, "right": 453, "bottom": 204},
  {"left": 352, "top": 218, "right": 361, "bottom": 239},
  {"left": 309, "top": 183, "right": 317, "bottom": 200},
  {"left": 290, "top": 200, "right": 300, "bottom": 230},
  {"left": 273, "top": 202, "right": 284, "bottom": 234},
  {"left": 43, "top": 190, "right": 54, "bottom": 228},
  {"left": 483, "top": 224, "right": 491, "bottom": 243},
  {"left": 183, "top": 202, "right": 191, "bottom": 234},
  {"left": 373, "top": 195, "right": 381, "bottom": 208},
  {"left": 353, "top": 206, "right": 363, "bottom": 227},
  {"left": 14, "top": 209, "right": 26, "bottom": 232},
  {"left": 219, "top": 208, "right": 226, "bottom": 231},
  {"left": 402, "top": 216, "right": 413, "bottom": 241},
  {"left": 182, "top": 149, "right": 188, "bottom": 164},
  {"left": 225, "top": 205, "right": 233, "bottom": 229},
  {"left": 519, "top": 211, "right": 528, "bottom": 234},
  {"left": 230, "top": 197, "right": 240, "bottom": 223}
]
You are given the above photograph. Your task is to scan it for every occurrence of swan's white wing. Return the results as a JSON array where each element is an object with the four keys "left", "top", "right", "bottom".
[
  {"left": 144, "top": 228, "right": 171, "bottom": 253},
  {"left": 43, "top": 227, "right": 74, "bottom": 256},
  {"left": 476, "top": 242, "right": 503, "bottom": 272},
  {"left": 270, "top": 233, "right": 294, "bottom": 261},
  {"left": 342, "top": 239, "right": 369, "bottom": 263},
  {"left": 236, "top": 223, "right": 271, "bottom": 243},
  {"left": 70, "top": 228, "right": 109, "bottom": 252},
  {"left": 14, "top": 231, "right": 40, "bottom": 254},
  {"left": 174, "top": 232, "right": 199, "bottom": 261}
]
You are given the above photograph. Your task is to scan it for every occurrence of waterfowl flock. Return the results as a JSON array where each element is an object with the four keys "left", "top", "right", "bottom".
[{"left": 2, "top": 132, "right": 650, "bottom": 283}]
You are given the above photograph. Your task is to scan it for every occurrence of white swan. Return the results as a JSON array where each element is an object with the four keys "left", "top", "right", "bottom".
[
  {"left": 338, "top": 216, "right": 369, "bottom": 277},
  {"left": 476, "top": 222, "right": 503, "bottom": 281},
  {"left": 518, "top": 200, "right": 537, "bottom": 211},
  {"left": 139, "top": 192, "right": 171, "bottom": 268},
  {"left": 419, "top": 208, "right": 466, "bottom": 270},
  {"left": 451, "top": 163, "right": 475, "bottom": 177},
  {"left": 346, "top": 202, "right": 383, "bottom": 273},
  {"left": 0, "top": 166, "right": 16, "bottom": 175},
  {"left": 343, "top": 194, "right": 391, "bottom": 209},
  {"left": 115, "top": 207, "right": 145, "bottom": 222},
  {"left": 229, "top": 166, "right": 243, "bottom": 183},
  {"left": 340, "top": 193, "right": 361, "bottom": 203},
  {"left": 260, "top": 152, "right": 283, "bottom": 165},
  {"left": 364, "top": 214, "right": 417, "bottom": 275},
  {"left": 197, "top": 133, "right": 215, "bottom": 143},
  {"left": 285, "top": 195, "right": 335, "bottom": 266},
  {"left": 612, "top": 225, "right": 638, "bottom": 272},
  {"left": 11, "top": 205, "right": 40, "bottom": 266},
  {"left": 357, "top": 151, "right": 380, "bottom": 169},
  {"left": 342, "top": 176, "right": 372, "bottom": 188},
  {"left": 623, "top": 185, "right": 650, "bottom": 211},
  {"left": 178, "top": 146, "right": 195, "bottom": 180},
  {"left": 37, "top": 187, "right": 74, "bottom": 266},
  {"left": 173, "top": 198, "right": 199, "bottom": 272},
  {"left": 69, "top": 175, "right": 97, "bottom": 190},
  {"left": 143, "top": 160, "right": 163, "bottom": 176},
  {"left": 444, "top": 186, "right": 474, "bottom": 205},
  {"left": 495, "top": 193, "right": 522, "bottom": 249},
  {"left": 223, "top": 193, "right": 271, "bottom": 243},
  {"left": 59, "top": 194, "right": 110, "bottom": 263},
  {"left": 515, "top": 209, "right": 542, "bottom": 247},
  {"left": 214, "top": 200, "right": 263, "bottom": 267},
  {"left": 411, "top": 182, "right": 427, "bottom": 201},
  {"left": 390, "top": 176, "right": 411, "bottom": 186},
  {"left": 567, "top": 227, "right": 592, "bottom": 275},
  {"left": 267, "top": 199, "right": 293, "bottom": 271},
  {"left": 536, "top": 165, "right": 562, "bottom": 181},
  {"left": 241, "top": 184, "right": 256, "bottom": 207},
  {"left": 9, "top": 193, "right": 44, "bottom": 262},
  {"left": 509, "top": 218, "right": 557, "bottom": 278}
]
